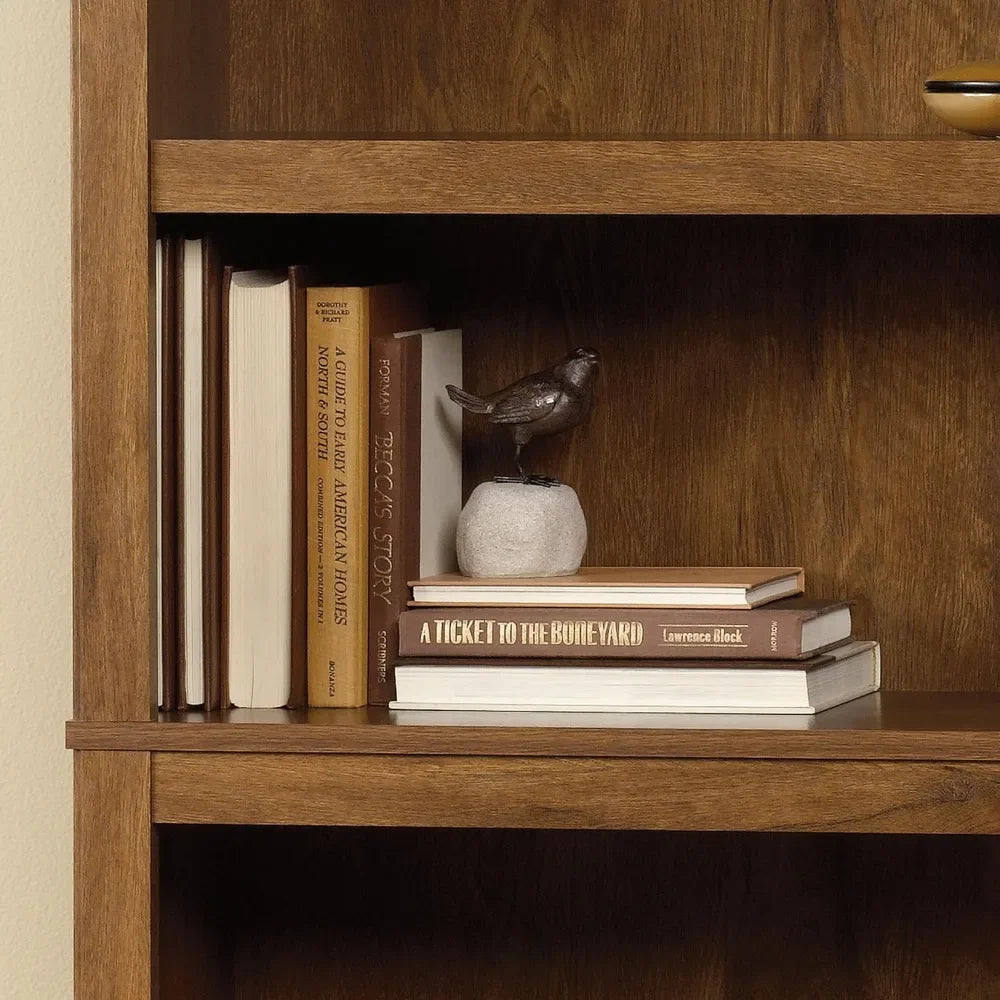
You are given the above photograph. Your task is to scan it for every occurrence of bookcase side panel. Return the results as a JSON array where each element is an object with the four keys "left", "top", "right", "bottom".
[
  {"left": 74, "top": 0, "right": 155, "bottom": 720},
  {"left": 75, "top": 752, "right": 154, "bottom": 1000}
]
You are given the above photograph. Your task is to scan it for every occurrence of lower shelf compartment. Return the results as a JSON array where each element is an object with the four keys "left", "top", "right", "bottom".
[{"left": 159, "top": 825, "right": 1000, "bottom": 1000}]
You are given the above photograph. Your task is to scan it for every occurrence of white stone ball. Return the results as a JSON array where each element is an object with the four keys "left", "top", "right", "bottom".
[{"left": 456, "top": 481, "right": 588, "bottom": 578}]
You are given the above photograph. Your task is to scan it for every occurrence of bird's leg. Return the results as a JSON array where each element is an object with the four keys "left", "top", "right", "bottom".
[
  {"left": 493, "top": 440, "right": 560, "bottom": 487},
  {"left": 493, "top": 441, "right": 530, "bottom": 485},
  {"left": 515, "top": 442, "right": 563, "bottom": 487}
]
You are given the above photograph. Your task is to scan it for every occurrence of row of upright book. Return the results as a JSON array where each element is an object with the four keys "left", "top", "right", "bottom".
[{"left": 154, "top": 233, "right": 462, "bottom": 709}]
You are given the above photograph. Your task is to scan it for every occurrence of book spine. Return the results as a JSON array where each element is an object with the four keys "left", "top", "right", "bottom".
[
  {"left": 218, "top": 267, "right": 233, "bottom": 712},
  {"left": 367, "top": 336, "right": 420, "bottom": 704},
  {"left": 201, "top": 236, "right": 223, "bottom": 710},
  {"left": 175, "top": 239, "right": 189, "bottom": 710},
  {"left": 306, "top": 287, "right": 368, "bottom": 707},
  {"left": 398, "top": 607, "right": 816, "bottom": 659},
  {"left": 159, "top": 234, "right": 179, "bottom": 711},
  {"left": 286, "top": 267, "right": 311, "bottom": 709}
]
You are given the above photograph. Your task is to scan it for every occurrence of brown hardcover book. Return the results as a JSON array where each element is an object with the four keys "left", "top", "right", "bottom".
[
  {"left": 201, "top": 237, "right": 223, "bottom": 710},
  {"left": 367, "top": 285, "right": 430, "bottom": 705},
  {"left": 399, "top": 598, "right": 851, "bottom": 660},
  {"left": 410, "top": 567, "right": 806, "bottom": 609},
  {"left": 175, "top": 236, "right": 221, "bottom": 709},
  {"left": 159, "top": 234, "right": 179, "bottom": 711},
  {"left": 219, "top": 266, "right": 233, "bottom": 710},
  {"left": 286, "top": 265, "right": 313, "bottom": 709},
  {"left": 175, "top": 239, "right": 192, "bottom": 708},
  {"left": 398, "top": 645, "right": 856, "bottom": 670}
]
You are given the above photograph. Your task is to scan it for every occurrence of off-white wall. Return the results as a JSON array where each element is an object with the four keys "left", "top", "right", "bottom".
[{"left": 0, "top": 1, "right": 74, "bottom": 997}]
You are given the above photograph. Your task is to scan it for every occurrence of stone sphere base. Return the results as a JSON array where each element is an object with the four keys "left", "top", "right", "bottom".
[{"left": 456, "top": 481, "right": 587, "bottom": 578}]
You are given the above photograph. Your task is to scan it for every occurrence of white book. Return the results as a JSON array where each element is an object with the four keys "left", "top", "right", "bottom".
[
  {"left": 410, "top": 567, "right": 804, "bottom": 609},
  {"left": 227, "top": 270, "right": 292, "bottom": 708},
  {"left": 390, "top": 640, "right": 880, "bottom": 715},
  {"left": 181, "top": 240, "right": 205, "bottom": 706},
  {"left": 395, "top": 327, "right": 463, "bottom": 576}
]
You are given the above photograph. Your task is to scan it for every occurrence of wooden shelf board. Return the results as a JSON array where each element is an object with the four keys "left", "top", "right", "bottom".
[
  {"left": 152, "top": 138, "right": 1000, "bottom": 215},
  {"left": 67, "top": 692, "right": 1000, "bottom": 761},
  {"left": 150, "top": 751, "right": 1000, "bottom": 833}
]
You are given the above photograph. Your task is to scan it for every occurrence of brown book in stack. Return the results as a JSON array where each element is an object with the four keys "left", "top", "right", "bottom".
[
  {"left": 399, "top": 597, "right": 852, "bottom": 660},
  {"left": 391, "top": 567, "right": 881, "bottom": 714}
]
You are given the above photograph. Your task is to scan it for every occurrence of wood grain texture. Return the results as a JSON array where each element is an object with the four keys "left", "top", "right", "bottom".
[
  {"left": 152, "top": 752, "right": 1000, "bottom": 833},
  {"left": 64, "top": 692, "right": 1000, "bottom": 760},
  {"left": 148, "top": 0, "right": 229, "bottom": 138},
  {"left": 75, "top": 753, "right": 153, "bottom": 999},
  {"left": 150, "top": 0, "right": 1000, "bottom": 137},
  {"left": 152, "top": 139, "right": 1000, "bottom": 215},
  {"left": 74, "top": 0, "right": 154, "bottom": 720},
  {"left": 158, "top": 827, "right": 235, "bottom": 1000},
  {"left": 138, "top": 213, "right": 1000, "bottom": 691},
  {"left": 448, "top": 216, "right": 1000, "bottom": 691},
  {"left": 201, "top": 827, "right": 1000, "bottom": 999}
]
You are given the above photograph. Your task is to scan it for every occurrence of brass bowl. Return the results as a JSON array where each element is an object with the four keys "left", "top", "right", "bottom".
[{"left": 924, "top": 60, "right": 1000, "bottom": 137}]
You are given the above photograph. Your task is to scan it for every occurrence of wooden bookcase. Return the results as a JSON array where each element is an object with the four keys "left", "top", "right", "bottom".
[{"left": 69, "top": 1, "right": 1000, "bottom": 997}]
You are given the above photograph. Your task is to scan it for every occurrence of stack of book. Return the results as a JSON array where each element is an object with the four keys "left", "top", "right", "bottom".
[{"left": 391, "top": 568, "right": 881, "bottom": 714}]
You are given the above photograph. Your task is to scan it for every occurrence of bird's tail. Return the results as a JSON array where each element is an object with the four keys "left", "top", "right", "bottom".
[{"left": 446, "top": 384, "right": 492, "bottom": 414}]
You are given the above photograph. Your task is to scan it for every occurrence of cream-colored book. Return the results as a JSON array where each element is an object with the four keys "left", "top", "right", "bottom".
[
  {"left": 306, "top": 287, "right": 368, "bottom": 707},
  {"left": 390, "top": 640, "right": 880, "bottom": 715},
  {"left": 410, "top": 566, "right": 805, "bottom": 609}
]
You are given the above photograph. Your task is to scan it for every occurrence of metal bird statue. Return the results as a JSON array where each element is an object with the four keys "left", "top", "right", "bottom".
[{"left": 446, "top": 347, "right": 600, "bottom": 485}]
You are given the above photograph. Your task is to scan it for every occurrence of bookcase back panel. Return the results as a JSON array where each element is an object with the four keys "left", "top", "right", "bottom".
[
  {"left": 149, "top": 0, "right": 1000, "bottom": 137},
  {"left": 448, "top": 216, "right": 1000, "bottom": 692},
  {"left": 158, "top": 826, "right": 1000, "bottom": 999}
]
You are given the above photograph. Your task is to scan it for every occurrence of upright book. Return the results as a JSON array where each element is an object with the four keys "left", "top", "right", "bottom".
[
  {"left": 410, "top": 567, "right": 805, "bottom": 609},
  {"left": 285, "top": 265, "right": 312, "bottom": 709},
  {"left": 399, "top": 598, "right": 851, "bottom": 659},
  {"left": 305, "top": 285, "right": 369, "bottom": 707},
  {"left": 155, "top": 235, "right": 179, "bottom": 711},
  {"left": 368, "top": 306, "right": 463, "bottom": 704},
  {"left": 175, "top": 236, "right": 223, "bottom": 708},
  {"left": 223, "top": 269, "right": 294, "bottom": 708}
]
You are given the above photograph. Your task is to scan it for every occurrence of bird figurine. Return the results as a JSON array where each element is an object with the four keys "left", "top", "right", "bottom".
[{"left": 446, "top": 346, "right": 600, "bottom": 485}]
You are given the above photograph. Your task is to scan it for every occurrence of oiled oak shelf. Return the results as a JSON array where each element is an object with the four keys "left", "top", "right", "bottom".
[
  {"left": 152, "top": 138, "right": 1000, "bottom": 215},
  {"left": 143, "top": 751, "right": 1000, "bottom": 833},
  {"left": 67, "top": 693, "right": 1000, "bottom": 760},
  {"left": 68, "top": 694, "right": 1000, "bottom": 833}
]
